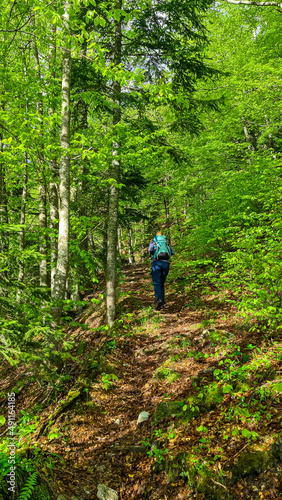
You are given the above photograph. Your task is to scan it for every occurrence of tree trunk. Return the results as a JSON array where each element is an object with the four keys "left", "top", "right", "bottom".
[
  {"left": 106, "top": 0, "right": 122, "bottom": 329},
  {"left": 0, "top": 124, "right": 8, "bottom": 256},
  {"left": 164, "top": 196, "right": 170, "bottom": 243},
  {"left": 33, "top": 35, "right": 48, "bottom": 288},
  {"left": 242, "top": 119, "right": 257, "bottom": 151},
  {"left": 16, "top": 155, "right": 27, "bottom": 302},
  {"left": 0, "top": 125, "right": 9, "bottom": 298},
  {"left": 117, "top": 227, "right": 122, "bottom": 260},
  {"left": 127, "top": 223, "right": 135, "bottom": 264},
  {"left": 51, "top": 0, "right": 71, "bottom": 326},
  {"left": 49, "top": 174, "right": 59, "bottom": 293},
  {"left": 49, "top": 24, "right": 59, "bottom": 294}
]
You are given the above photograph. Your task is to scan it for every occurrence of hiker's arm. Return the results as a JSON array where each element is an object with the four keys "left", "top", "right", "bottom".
[{"left": 170, "top": 246, "right": 175, "bottom": 256}]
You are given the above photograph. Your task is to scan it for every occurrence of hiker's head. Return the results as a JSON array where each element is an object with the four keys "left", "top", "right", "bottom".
[{"left": 156, "top": 231, "right": 162, "bottom": 236}]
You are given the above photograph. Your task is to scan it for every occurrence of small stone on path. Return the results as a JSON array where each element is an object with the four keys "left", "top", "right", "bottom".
[
  {"left": 97, "top": 484, "right": 119, "bottom": 500},
  {"left": 137, "top": 411, "right": 150, "bottom": 424}
]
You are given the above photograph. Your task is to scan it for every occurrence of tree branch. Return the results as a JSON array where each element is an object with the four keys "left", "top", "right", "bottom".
[{"left": 224, "top": 0, "right": 282, "bottom": 5}]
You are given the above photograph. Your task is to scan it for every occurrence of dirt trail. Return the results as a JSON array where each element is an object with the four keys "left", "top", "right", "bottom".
[
  {"left": 3, "top": 263, "right": 280, "bottom": 499},
  {"left": 47, "top": 263, "right": 225, "bottom": 499}
]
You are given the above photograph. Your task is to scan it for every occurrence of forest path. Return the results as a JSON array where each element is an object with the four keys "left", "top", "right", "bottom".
[
  {"left": 53, "top": 262, "right": 235, "bottom": 500},
  {"left": 35, "top": 262, "right": 279, "bottom": 500}
]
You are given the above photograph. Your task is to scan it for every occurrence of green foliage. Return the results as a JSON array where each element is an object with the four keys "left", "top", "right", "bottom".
[
  {"left": 101, "top": 373, "right": 118, "bottom": 390},
  {"left": 18, "top": 472, "right": 38, "bottom": 500}
]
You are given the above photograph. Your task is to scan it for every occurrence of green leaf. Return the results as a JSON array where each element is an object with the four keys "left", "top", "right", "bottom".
[
  {"left": 113, "top": 9, "right": 121, "bottom": 21},
  {"left": 197, "top": 425, "right": 208, "bottom": 433},
  {"left": 222, "top": 384, "right": 233, "bottom": 394},
  {"left": 242, "top": 429, "right": 251, "bottom": 439}
]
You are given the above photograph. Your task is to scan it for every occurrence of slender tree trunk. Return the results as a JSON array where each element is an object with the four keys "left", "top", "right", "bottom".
[
  {"left": 164, "top": 196, "right": 170, "bottom": 242},
  {"left": 74, "top": 61, "right": 89, "bottom": 298},
  {"left": 0, "top": 124, "right": 9, "bottom": 297},
  {"left": 0, "top": 125, "right": 8, "bottom": 257},
  {"left": 49, "top": 174, "right": 59, "bottom": 292},
  {"left": 17, "top": 45, "right": 30, "bottom": 301},
  {"left": 141, "top": 220, "right": 145, "bottom": 260},
  {"left": 117, "top": 227, "right": 122, "bottom": 260},
  {"left": 16, "top": 155, "right": 27, "bottom": 302},
  {"left": 33, "top": 37, "right": 48, "bottom": 288},
  {"left": 38, "top": 173, "right": 48, "bottom": 288},
  {"left": 51, "top": 0, "right": 71, "bottom": 326},
  {"left": 127, "top": 223, "right": 135, "bottom": 264},
  {"left": 242, "top": 119, "right": 257, "bottom": 150},
  {"left": 49, "top": 24, "right": 59, "bottom": 294},
  {"left": 264, "top": 115, "right": 275, "bottom": 149},
  {"left": 106, "top": 0, "right": 122, "bottom": 328}
]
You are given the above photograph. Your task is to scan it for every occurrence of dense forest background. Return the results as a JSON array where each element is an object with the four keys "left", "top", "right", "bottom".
[
  {"left": 1, "top": 0, "right": 282, "bottom": 356},
  {"left": 1, "top": 0, "right": 282, "bottom": 498}
]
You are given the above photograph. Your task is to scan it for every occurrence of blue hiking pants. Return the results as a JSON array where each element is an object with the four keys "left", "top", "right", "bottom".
[{"left": 151, "top": 260, "right": 170, "bottom": 304}]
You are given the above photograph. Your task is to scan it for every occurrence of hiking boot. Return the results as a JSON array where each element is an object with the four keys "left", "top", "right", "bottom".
[{"left": 155, "top": 298, "right": 163, "bottom": 310}]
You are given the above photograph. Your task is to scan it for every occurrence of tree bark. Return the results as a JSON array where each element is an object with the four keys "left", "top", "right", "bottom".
[
  {"left": 242, "top": 119, "right": 257, "bottom": 151},
  {"left": 106, "top": 0, "right": 122, "bottom": 329},
  {"left": 127, "top": 223, "right": 135, "bottom": 264},
  {"left": 51, "top": 0, "right": 71, "bottom": 326},
  {"left": 33, "top": 35, "right": 48, "bottom": 288},
  {"left": 16, "top": 154, "right": 27, "bottom": 302},
  {"left": 0, "top": 126, "right": 8, "bottom": 256},
  {"left": 49, "top": 24, "right": 59, "bottom": 294},
  {"left": 49, "top": 174, "right": 59, "bottom": 293},
  {"left": 224, "top": 0, "right": 282, "bottom": 6},
  {"left": 164, "top": 196, "right": 170, "bottom": 242}
]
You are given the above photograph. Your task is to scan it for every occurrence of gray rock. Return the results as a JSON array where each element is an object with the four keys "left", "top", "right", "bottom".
[
  {"left": 137, "top": 411, "right": 150, "bottom": 424},
  {"left": 201, "top": 366, "right": 216, "bottom": 375},
  {"left": 115, "top": 418, "right": 120, "bottom": 425},
  {"left": 97, "top": 484, "right": 118, "bottom": 500}
]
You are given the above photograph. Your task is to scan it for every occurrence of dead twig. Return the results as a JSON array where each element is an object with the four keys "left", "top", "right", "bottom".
[
  {"left": 223, "top": 443, "right": 249, "bottom": 464},
  {"left": 211, "top": 478, "right": 228, "bottom": 491},
  {"left": 248, "top": 378, "right": 282, "bottom": 405}
]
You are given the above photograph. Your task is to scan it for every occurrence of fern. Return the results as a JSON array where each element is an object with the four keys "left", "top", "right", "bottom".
[{"left": 18, "top": 471, "right": 38, "bottom": 500}]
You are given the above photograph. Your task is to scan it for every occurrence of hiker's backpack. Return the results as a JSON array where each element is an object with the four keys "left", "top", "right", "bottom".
[{"left": 153, "top": 235, "right": 171, "bottom": 261}]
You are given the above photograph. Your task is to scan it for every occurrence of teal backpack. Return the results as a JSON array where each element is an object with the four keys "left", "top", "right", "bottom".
[{"left": 153, "top": 235, "right": 171, "bottom": 261}]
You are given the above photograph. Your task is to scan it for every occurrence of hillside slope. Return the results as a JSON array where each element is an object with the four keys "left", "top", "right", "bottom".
[{"left": 0, "top": 263, "right": 282, "bottom": 499}]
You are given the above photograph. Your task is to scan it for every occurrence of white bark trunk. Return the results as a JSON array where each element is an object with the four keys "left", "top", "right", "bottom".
[
  {"left": 51, "top": 0, "right": 71, "bottom": 326},
  {"left": 16, "top": 155, "right": 27, "bottom": 302},
  {"left": 33, "top": 34, "right": 48, "bottom": 288},
  {"left": 106, "top": 0, "right": 122, "bottom": 329},
  {"left": 49, "top": 24, "right": 59, "bottom": 294}
]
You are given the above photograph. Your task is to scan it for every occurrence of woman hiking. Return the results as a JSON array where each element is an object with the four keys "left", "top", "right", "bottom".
[{"left": 148, "top": 231, "right": 174, "bottom": 310}]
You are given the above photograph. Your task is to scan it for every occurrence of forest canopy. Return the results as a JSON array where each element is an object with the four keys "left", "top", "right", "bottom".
[
  {"left": 0, "top": 0, "right": 282, "bottom": 358},
  {"left": 1, "top": 1, "right": 282, "bottom": 499}
]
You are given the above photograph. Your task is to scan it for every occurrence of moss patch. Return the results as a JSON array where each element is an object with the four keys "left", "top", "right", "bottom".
[
  {"left": 153, "top": 401, "right": 184, "bottom": 423},
  {"left": 228, "top": 450, "right": 272, "bottom": 483}
]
